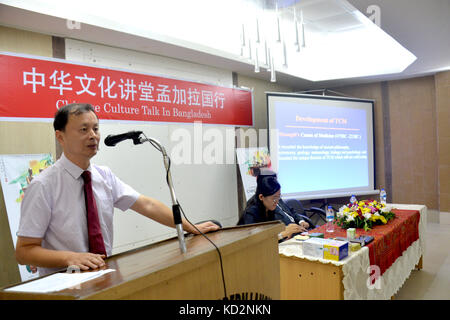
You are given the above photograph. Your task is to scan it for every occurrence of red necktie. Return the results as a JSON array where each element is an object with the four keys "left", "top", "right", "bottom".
[{"left": 81, "top": 170, "right": 107, "bottom": 256}]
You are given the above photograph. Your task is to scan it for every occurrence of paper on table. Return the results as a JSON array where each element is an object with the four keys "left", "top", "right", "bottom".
[{"left": 5, "top": 269, "right": 115, "bottom": 293}]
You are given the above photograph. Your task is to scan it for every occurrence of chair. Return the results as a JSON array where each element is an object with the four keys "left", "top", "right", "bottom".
[{"left": 284, "top": 199, "right": 327, "bottom": 227}]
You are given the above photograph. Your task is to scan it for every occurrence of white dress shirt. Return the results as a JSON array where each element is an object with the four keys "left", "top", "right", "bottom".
[{"left": 17, "top": 153, "right": 140, "bottom": 275}]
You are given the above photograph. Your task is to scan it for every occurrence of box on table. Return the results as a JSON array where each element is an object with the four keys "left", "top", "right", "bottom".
[
  {"left": 302, "top": 238, "right": 349, "bottom": 261},
  {"left": 323, "top": 239, "right": 349, "bottom": 261},
  {"left": 302, "top": 238, "right": 328, "bottom": 258}
]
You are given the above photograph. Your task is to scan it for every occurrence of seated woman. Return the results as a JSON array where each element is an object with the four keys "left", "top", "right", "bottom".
[{"left": 238, "top": 172, "right": 312, "bottom": 240}]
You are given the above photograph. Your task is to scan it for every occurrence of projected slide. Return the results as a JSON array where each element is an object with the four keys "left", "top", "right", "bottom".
[{"left": 268, "top": 94, "right": 375, "bottom": 199}]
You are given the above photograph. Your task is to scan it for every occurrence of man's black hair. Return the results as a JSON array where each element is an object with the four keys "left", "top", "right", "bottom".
[{"left": 53, "top": 103, "right": 97, "bottom": 131}]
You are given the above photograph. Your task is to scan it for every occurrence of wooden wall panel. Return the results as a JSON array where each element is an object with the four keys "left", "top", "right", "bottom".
[
  {"left": 0, "top": 25, "right": 52, "bottom": 57},
  {"left": 435, "top": 71, "right": 450, "bottom": 213},
  {"left": 388, "top": 76, "right": 438, "bottom": 210}
]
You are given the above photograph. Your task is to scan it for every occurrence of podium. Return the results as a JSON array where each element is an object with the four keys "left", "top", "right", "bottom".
[{"left": 0, "top": 221, "right": 283, "bottom": 300}]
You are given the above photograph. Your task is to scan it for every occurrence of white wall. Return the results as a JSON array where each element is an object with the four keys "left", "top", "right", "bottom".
[{"left": 65, "top": 39, "right": 240, "bottom": 254}]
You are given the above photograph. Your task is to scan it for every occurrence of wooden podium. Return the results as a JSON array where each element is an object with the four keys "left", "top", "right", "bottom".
[{"left": 0, "top": 222, "right": 283, "bottom": 300}]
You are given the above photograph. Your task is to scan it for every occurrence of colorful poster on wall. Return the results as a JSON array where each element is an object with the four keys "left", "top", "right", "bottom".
[
  {"left": 0, "top": 52, "right": 253, "bottom": 126},
  {"left": 236, "top": 147, "right": 273, "bottom": 202},
  {"left": 0, "top": 153, "right": 54, "bottom": 282}
]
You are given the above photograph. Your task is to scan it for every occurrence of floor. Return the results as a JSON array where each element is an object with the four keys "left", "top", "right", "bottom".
[{"left": 394, "top": 212, "right": 450, "bottom": 300}]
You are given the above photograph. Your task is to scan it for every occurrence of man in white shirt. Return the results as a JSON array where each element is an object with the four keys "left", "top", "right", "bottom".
[{"left": 15, "top": 103, "right": 219, "bottom": 275}]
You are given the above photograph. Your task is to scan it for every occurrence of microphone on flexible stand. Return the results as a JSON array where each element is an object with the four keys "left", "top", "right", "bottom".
[
  {"left": 104, "top": 131, "right": 187, "bottom": 254},
  {"left": 104, "top": 131, "right": 143, "bottom": 146}
]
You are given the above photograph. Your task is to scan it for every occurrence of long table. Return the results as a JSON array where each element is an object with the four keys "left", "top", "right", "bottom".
[{"left": 279, "top": 204, "right": 426, "bottom": 300}]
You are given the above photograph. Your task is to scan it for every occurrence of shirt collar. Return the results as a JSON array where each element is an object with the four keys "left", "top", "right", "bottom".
[{"left": 59, "top": 153, "right": 91, "bottom": 180}]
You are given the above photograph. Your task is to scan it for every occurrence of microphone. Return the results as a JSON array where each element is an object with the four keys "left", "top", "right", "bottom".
[{"left": 104, "top": 131, "right": 143, "bottom": 146}]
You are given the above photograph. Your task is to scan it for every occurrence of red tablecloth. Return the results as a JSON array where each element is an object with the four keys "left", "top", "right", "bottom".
[{"left": 311, "top": 209, "right": 420, "bottom": 276}]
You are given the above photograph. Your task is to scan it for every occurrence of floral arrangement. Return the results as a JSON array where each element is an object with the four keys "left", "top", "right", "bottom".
[{"left": 335, "top": 200, "right": 396, "bottom": 231}]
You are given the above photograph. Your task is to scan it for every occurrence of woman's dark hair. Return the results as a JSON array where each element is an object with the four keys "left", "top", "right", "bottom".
[
  {"left": 53, "top": 103, "right": 97, "bottom": 131},
  {"left": 240, "top": 174, "right": 281, "bottom": 224},
  {"left": 256, "top": 175, "right": 281, "bottom": 197},
  {"left": 246, "top": 174, "right": 281, "bottom": 208},
  {"left": 237, "top": 170, "right": 281, "bottom": 225}
]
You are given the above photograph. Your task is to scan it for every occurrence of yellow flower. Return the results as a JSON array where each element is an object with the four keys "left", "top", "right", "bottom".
[{"left": 380, "top": 216, "right": 387, "bottom": 224}]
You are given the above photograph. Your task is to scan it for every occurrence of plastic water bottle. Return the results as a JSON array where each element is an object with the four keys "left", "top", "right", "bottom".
[
  {"left": 326, "top": 205, "right": 335, "bottom": 233},
  {"left": 350, "top": 194, "right": 357, "bottom": 206},
  {"left": 380, "top": 188, "right": 387, "bottom": 205}
]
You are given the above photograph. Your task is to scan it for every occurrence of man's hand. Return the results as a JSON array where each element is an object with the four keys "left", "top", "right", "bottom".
[
  {"left": 131, "top": 195, "right": 221, "bottom": 235},
  {"left": 64, "top": 252, "right": 106, "bottom": 271},
  {"left": 189, "top": 221, "right": 221, "bottom": 234},
  {"left": 16, "top": 236, "right": 106, "bottom": 271},
  {"left": 131, "top": 195, "right": 222, "bottom": 236}
]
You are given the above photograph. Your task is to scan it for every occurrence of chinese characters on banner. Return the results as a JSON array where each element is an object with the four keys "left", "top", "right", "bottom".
[{"left": 0, "top": 53, "right": 253, "bottom": 126}]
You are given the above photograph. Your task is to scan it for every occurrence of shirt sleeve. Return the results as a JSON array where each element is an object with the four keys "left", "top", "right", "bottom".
[
  {"left": 106, "top": 169, "right": 140, "bottom": 211},
  {"left": 17, "top": 180, "right": 52, "bottom": 239}
]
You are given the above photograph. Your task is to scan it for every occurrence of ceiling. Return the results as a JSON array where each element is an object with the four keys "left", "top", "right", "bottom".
[
  {"left": 0, "top": 0, "right": 449, "bottom": 90},
  {"left": 339, "top": 0, "right": 450, "bottom": 88}
]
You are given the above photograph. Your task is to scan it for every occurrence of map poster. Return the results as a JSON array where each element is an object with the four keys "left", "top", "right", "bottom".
[
  {"left": 0, "top": 153, "right": 54, "bottom": 281},
  {"left": 236, "top": 147, "right": 272, "bottom": 202}
]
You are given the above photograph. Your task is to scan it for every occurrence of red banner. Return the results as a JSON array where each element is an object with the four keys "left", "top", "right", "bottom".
[{"left": 0, "top": 53, "right": 253, "bottom": 126}]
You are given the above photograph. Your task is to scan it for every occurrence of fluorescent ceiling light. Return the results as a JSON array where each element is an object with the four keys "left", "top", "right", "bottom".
[{"left": 0, "top": 0, "right": 417, "bottom": 82}]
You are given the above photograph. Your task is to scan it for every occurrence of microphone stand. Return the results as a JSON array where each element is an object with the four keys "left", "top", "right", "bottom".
[{"left": 138, "top": 136, "right": 187, "bottom": 253}]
